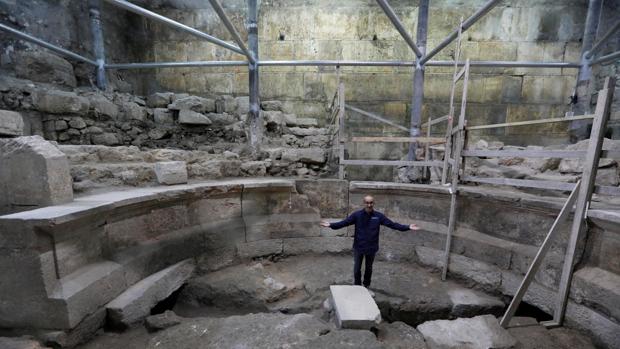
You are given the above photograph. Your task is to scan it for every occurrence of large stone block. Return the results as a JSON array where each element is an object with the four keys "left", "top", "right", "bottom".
[
  {"left": 33, "top": 90, "right": 89, "bottom": 114},
  {"left": 417, "top": 315, "right": 517, "bottom": 349},
  {"left": 0, "top": 136, "right": 73, "bottom": 211},
  {"left": 281, "top": 148, "right": 326, "bottom": 164},
  {"left": 14, "top": 50, "right": 76, "bottom": 87},
  {"left": 106, "top": 259, "right": 195, "bottom": 328},
  {"left": 330, "top": 285, "right": 381, "bottom": 329},
  {"left": 178, "top": 109, "right": 212, "bottom": 125},
  {"left": 154, "top": 161, "right": 188, "bottom": 185},
  {"left": 0, "top": 110, "right": 24, "bottom": 136}
]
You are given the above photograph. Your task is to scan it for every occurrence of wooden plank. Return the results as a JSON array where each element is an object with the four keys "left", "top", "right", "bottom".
[
  {"left": 553, "top": 77, "right": 615, "bottom": 325},
  {"left": 500, "top": 181, "right": 581, "bottom": 328},
  {"left": 422, "top": 114, "right": 450, "bottom": 128},
  {"left": 462, "top": 176, "right": 576, "bottom": 191},
  {"left": 462, "top": 149, "right": 585, "bottom": 159},
  {"left": 466, "top": 114, "right": 595, "bottom": 131},
  {"left": 341, "top": 159, "right": 444, "bottom": 167},
  {"left": 344, "top": 104, "right": 409, "bottom": 132},
  {"left": 454, "top": 65, "right": 466, "bottom": 83},
  {"left": 442, "top": 59, "right": 469, "bottom": 281},
  {"left": 350, "top": 136, "right": 445, "bottom": 144}
]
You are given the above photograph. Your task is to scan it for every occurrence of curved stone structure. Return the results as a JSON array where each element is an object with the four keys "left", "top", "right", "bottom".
[{"left": 0, "top": 179, "right": 618, "bottom": 348}]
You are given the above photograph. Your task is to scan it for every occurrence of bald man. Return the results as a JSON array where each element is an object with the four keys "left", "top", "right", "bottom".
[{"left": 320, "top": 195, "right": 419, "bottom": 289}]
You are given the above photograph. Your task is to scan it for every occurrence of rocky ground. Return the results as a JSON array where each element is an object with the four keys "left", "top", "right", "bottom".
[{"left": 68, "top": 255, "right": 597, "bottom": 349}]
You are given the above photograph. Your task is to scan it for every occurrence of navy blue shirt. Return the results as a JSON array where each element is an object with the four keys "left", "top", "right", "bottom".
[{"left": 329, "top": 209, "right": 410, "bottom": 254}]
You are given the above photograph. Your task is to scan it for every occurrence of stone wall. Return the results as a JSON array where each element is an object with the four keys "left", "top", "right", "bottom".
[
  {"left": 0, "top": 178, "right": 618, "bottom": 347},
  {"left": 133, "top": 0, "right": 588, "bottom": 145}
]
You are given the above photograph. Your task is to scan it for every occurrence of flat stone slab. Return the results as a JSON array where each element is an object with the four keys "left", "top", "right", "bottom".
[
  {"left": 417, "top": 315, "right": 517, "bottom": 349},
  {"left": 106, "top": 259, "right": 195, "bottom": 328},
  {"left": 330, "top": 285, "right": 381, "bottom": 329},
  {"left": 0, "top": 110, "right": 24, "bottom": 136}
]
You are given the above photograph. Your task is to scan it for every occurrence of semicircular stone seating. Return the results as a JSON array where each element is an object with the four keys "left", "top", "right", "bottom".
[{"left": 0, "top": 178, "right": 618, "bottom": 348}]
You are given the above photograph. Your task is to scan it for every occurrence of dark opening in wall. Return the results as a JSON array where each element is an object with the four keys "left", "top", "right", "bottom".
[
  {"left": 513, "top": 300, "right": 553, "bottom": 322},
  {"left": 279, "top": 33, "right": 285, "bottom": 41},
  {"left": 372, "top": 34, "right": 378, "bottom": 41},
  {"left": 151, "top": 285, "right": 185, "bottom": 315}
]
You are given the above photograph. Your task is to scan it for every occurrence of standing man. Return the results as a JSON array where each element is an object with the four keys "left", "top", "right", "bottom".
[{"left": 320, "top": 195, "right": 419, "bottom": 290}]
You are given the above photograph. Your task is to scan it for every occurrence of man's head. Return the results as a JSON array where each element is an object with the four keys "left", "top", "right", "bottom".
[{"left": 363, "top": 195, "right": 374, "bottom": 213}]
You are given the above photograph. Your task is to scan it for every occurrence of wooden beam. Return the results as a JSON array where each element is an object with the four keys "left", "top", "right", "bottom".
[
  {"left": 341, "top": 159, "right": 443, "bottom": 167},
  {"left": 350, "top": 136, "right": 445, "bottom": 144},
  {"left": 344, "top": 104, "right": 409, "bottom": 132},
  {"left": 553, "top": 77, "right": 615, "bottom": 325},
  {"left": 338, "top": 82, "right": 345, "bottom": 180},
  {"left": 462, "top": 176, "right": 576, "bottom": 191},
  {"left": 466, "top": 114, "right": 595, "bottom": 131},
  {"left": 500, "top": 181, "right": 581, "bottom": 328},
  {"left": 454, "top": 65, "right": 466, "bottom": 82},
  {"left": 462, "top": 149, "right": 585, "bottom": 159},
  {"left": 421, "top": 114, "right": 450, "bottom": 128}
]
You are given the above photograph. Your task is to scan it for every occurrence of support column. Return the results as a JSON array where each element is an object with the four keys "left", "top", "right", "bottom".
[
  {"left": 247, "top": 0, "right": 261, "bottom": 153},
  {"left": 569, "top": 0, "right": 603, "bottom": 141},
  {"left": 89, "top": 0, "right": 107, "bottom": 90},
  {"left": 408, "top": 0, "right": 429, "bottom": 163}
]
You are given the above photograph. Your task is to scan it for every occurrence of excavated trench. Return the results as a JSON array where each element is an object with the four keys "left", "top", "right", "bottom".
[{"left": 77, "top": 254, "right": 595, "bottom": 349}]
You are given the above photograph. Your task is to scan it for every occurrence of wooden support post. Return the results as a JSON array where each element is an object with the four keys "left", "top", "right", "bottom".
[
  {"left": 424, "top": 114, "right": 432, "bottom": 180},
  {"left": 441, "top": 20, "right": 463, "bottom": 185},
  {"left": 442, "top": 59, "right": 470, "bottom": 281},
  {"left": 500, "top": 181, "right": 581, "bottom": 328},
  {"left": 338, "top": 82, "right": 345, "bottom": 180},
  {"left": 549, "top": 77, "right": 615, "bottom": 327}
]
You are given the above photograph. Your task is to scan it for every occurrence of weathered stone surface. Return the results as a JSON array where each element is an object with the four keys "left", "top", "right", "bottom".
[
  {"left": 0, "top": 336, "right": 49, "bottom": 349},
  {"left": 14, "top": 50, "right": 76, "bottom": 87},
  {"left": 146, "top": 313, "right": 329, "bottom": 349},
  {"left": 153, "top": 108, "right": 174, "bottom": 124},
  {"left": 236, "top": 239, "right": 283, "bottom": 258},
  {"left": 91, "top": 133, "right": 119, "bottom": 146},
  {"left": 168, "top": 96, "right": 214, "bottom": 113},
  {"left": 417, "top": 315, "right": 517, "bottom": 349},
  {"left": 330, "top": 285, "right": 381, "bottom": 329},
  {"left": 288, "top": 127, "right": 325, "bottom": 136},
  {"left": 295, "top": 118, "right": 319, "bottom": 128},
  {"left": 148, "top": 129, "right": 169, "bottom": 140},
  {"left": 88, "top": 94, "right": 119, "bottom": 118},
  {"left": 376, "top": 321, "right": 428, "bottom": 349},
  {"left": 120, "top": 102, "right": 147, "bottom": 121},
  {"left": 178, "top": 110, "right": 211, "bottom": 125},
  {"left": 235, "top": 96, "right": 250, "bottom": 115},
  {"left": 282, "top": 237, "right": 352, "bottom": 255},
  {"left": 216, "top": 95, "right": 237, "bottom": 113},
  {"left": 0, "top": 110, "right": 24, "bottom": 136},
  {"left": 261, "top": 100, "right": 283, "bottom": 111},
  {"left": 145, "top": 310, "right": 183, "bottom": 332},
  {"left": 206, "top": 112, "right": 236, "bottom": 125},
  {"left": 0, "top": 136, "right": 72, "bottom": 211},
  {"left": 506, "top": 317, "right": 596, "bottom": 349},
  {"left": 281, "top": 148, "right": 326, "bottom": 164},
  {"left": 146, "top": 92, "right": 174, "bottom": 108},
  {"left": 447, "top": 289, "right": 505, "bottom": 318},
  {"left": 68, "top": 117, "right": 86, "bottom": 130},
  {"left": 106, "top": 259, "right": 195, "bottom": 328},
  {"left": 293, "top": 330, "right": 383, "bottom": 349},
  {"left": 154, "top": 161, "right": 188, "bottom": 185},
  {"left": 33, "top": 90, "right": 89, "bottom": 114},
  {"left": 240, "top": 161, "right": 267, "bottom": 176}
]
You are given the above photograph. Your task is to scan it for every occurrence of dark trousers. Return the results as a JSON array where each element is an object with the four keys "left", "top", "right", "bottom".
[{"left": 353, "top": 249, "right": 376, "bottom": 287}]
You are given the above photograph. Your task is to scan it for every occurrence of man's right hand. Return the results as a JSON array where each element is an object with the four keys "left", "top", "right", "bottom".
[{"left": 319, "top": 221, "right": 330, "bottom": 227}]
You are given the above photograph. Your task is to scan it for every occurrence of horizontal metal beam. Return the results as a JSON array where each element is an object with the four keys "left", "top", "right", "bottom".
[
  {"left": 462, "top": 176, "right": 576, "bottom": 191},
  {"left": 591, "top": 50, "right": 620, "bottom": 66},
  {"left": 586, "top": 20, "right": 620, "bottom": 59},
  {"left": 462, "top": 149, "right": 585, "bottom": 159},
  {"left": 258, "top": 60, "right": 579, "bottom": 68},
  {"left": 102, "top": 0, "right": 245, "bottom": 56},
  {"left": 106, "top": 61, "right": 248, "bottom": 69},
  {"left": 375, "top": 0, "right": 423, "bottom": 58},
  {"left": 0, "top": 23, "right": 97, "bottom": 65},
  {"left": 351, "top": 136, "right": 445, "bottom": 144},
  {"left": 420, "top": 0, "right": 502, "bottom": 65},
  {"left": 345, "top": 104, "right": 409, "bottom": 131},
  {"left": 208, "top": 0, "right": 255, "bottom": 64}
]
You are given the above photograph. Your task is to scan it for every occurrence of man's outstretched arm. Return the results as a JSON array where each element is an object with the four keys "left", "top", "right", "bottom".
[
  {"left": 380, "top": 215, "right": 420, "bottom": 231},
  {"left": 320, "top": 213, "right": 356, "bottom": 229}
]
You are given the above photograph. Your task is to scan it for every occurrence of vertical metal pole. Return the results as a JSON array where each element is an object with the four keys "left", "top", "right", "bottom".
[
  {"left": 569, "top": 0, "right": 603, "bottom": 141},
  {"left": 408, "top": 0, "right": 429, "bottom": 162},
  {"left": 248, "top": 0, "right": 261, "bottom": 153},
  {"left": 89, "top": 0, "right": 107, "bottom": 90}
]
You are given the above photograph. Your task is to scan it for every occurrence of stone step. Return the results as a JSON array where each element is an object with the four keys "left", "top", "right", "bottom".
[
  {"left": 330, "top": 285, "right": 381, "bottom": 329},
  {"left": 106, "top": 259, "right": 195, "bottom": 329},
  {"left": 572, "top": 267, "right": 620, "bottom": 322},
  {"left": 49, "top": 261, "right": 127, "bottom": 329}
]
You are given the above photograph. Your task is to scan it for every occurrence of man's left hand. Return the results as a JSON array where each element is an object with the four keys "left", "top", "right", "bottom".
[{"left": 409, "top": 224, "right": 420, "bottom": 230}]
